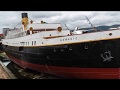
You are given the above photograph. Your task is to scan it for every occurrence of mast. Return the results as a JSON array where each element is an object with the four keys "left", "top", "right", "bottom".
[{"left": 22, "top": 13, "right": 28, "bottom": 30}]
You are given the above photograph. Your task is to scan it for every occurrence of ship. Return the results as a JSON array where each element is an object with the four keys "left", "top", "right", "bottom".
[
  {"left": 2, "top": 13, "right": 120, "bottom": 79},
  {"left": 0, "top": 34, "right": 3, "bottom": 53}
]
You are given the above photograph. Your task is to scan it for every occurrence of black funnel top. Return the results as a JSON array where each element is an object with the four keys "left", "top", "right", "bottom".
[{"left": 22, "top": 13, "right": 28, "bottom": 18}]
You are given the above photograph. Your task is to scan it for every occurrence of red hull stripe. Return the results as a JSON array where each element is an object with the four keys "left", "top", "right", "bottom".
[{"left": 6, "top": 53, "right": 120, "bottom": 79}]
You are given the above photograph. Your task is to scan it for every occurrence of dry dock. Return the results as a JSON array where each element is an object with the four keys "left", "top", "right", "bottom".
[
  {"left": 0, "top": 61, "right": 16, "bottom": 79},
  {"left": 0, "top": 52, "right": 64, "bottom": 79},
  {"left": 0, "top": 59, "right": 64, "bottom": 79}
]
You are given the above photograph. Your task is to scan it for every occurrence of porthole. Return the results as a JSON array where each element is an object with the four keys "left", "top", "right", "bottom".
[
  {"left": 69, "top": 47, "right": 72, "bottom": 50},
  {"left": 54, "top": 49, "right": 56, "bottom": 52},
  {"left": 61, "top": 49, "right": 64, "bottom": 52},
  {"left": 109, "top": 33, "right": 112, "bottom": 36},
  {"left": 85, "top": 46, "right": 88, "bottom": 49},
  {"left": 47, "top": 56, "right": 49, "bottom": 59}
]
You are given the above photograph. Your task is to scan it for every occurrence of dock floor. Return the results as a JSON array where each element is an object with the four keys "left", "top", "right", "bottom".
[{"left": 0, "top": 61, "right": 16, "bottom": 79}]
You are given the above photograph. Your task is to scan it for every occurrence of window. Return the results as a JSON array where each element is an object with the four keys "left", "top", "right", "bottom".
[{"left": 34, "top": 41, "right": 36, "bottom": 45}]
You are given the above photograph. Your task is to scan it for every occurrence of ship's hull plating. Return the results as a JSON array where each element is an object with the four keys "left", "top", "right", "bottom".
[
  {"left": 0, "top": 42, "right": 3, "bottom": 53},
  {"left": 3, "top": 38, "right": 120, "bottom": 79}
]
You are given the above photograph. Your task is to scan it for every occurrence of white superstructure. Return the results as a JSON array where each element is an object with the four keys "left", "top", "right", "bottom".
[{"left": 2, "top": 13, "right": 120, "bottom": 48}]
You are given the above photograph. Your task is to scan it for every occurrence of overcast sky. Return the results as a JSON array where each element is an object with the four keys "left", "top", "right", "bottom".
[{"left": 0, "top": 11, "right": 120, "bottom": 33}]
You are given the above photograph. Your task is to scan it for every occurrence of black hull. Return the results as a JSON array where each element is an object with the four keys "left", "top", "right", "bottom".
[
  {"left": 2, "top": 38, "right": 120, "bottom": 78},
  {"left": 0, "top": 42, "right": 3, "bottom": 53}
]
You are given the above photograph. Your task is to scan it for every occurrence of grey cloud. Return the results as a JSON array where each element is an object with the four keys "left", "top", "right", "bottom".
[
  {"left": 0, "top": 11, "right": 120, "bottom": 33},
  {"left": 27, "top": 11, "right": 62, "bottom": 19},
  {"left": 90, "top": 12, "right": 120, "bottom": 26}
]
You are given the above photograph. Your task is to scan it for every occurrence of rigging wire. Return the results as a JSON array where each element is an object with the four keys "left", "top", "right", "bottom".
[
  {"left": 14, "top": 20, "right": 22, "bottom": 29},
  {"left": 13, "top": 17, "right": 35, "bottom": 29},
  {"left": 64, "top": 24, "right": 70, "bottom": 30},
  {"left": 84, "top": 15, "right": 97, "bottom": 31}
]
